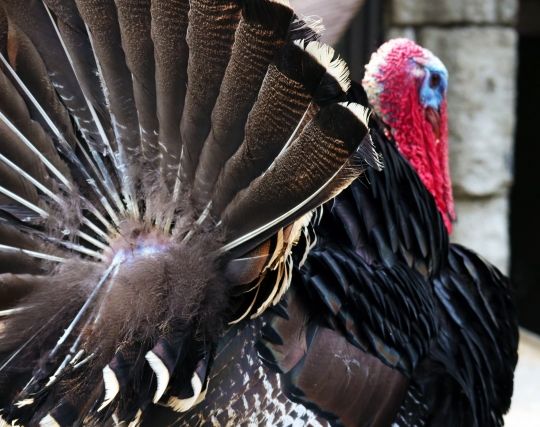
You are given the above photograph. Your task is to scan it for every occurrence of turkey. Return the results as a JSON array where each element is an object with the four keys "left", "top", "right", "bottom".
[
  {"left": 146, "top": 39, "right": 519, "bottom": 427},
  {"left": 0, "top": 0, "right": 382, "bottom": 425},
  {"left": 255, "top": 38, "right": 519, "bottom": 426}
]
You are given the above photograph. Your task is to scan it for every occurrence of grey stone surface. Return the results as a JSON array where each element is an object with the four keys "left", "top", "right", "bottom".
[
  {"left": 504, "top": 329, "right": 540, "bottom": 426},
  {"left": 498, "top": 0, "right": 519, "bottom": 23},
  {"left": 291, "top": 0, "right": 366, "bottom": 45},
  {"left": 451, "top": 196, "right": 509, "bottom": 273},
  {"left": 386, "top": 26, "right": 417, "bottom": 41},
  {"left": 418, "top": 27, "right": 517, "bottom": 197},
  {"left": 391, "top": 0, "right": 517, "bottom": 24}
]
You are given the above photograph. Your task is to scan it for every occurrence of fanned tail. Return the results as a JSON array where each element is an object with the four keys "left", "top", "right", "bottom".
[{"left": 0, "top": 1, "right": 379, "bottom": 425}]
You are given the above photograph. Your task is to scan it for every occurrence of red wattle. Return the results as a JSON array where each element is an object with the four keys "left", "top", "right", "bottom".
[{"left": 370, "top": 42, "right": 455, "bottom": 233}]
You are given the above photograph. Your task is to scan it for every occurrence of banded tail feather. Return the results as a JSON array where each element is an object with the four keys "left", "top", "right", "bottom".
[{"left": 0, "top": 1, "right": 379, "bottom": 425}]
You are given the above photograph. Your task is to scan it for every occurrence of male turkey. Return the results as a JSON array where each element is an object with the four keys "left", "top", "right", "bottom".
[
  {"left": 0, "top": 0, "right": 381, "bottom": 425},
  {"left": 147, "top": 39, "right": 519, "bottom": 427},
  {"left": 256, "top": 39, "right": 519, "bottom": 427},
  {"left": 0, "top": 1, "right": 518, "bottom": 426}
]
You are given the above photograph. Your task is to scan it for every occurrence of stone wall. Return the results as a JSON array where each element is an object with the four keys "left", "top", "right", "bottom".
[
  {"left": 291, "top": 0, "right": 366, "bottom": 45},
  {"left": 386, "top": 0, "right": 518, "bottom": 272}
]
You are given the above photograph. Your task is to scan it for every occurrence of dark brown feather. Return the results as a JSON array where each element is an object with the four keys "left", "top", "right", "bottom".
[
  {"left": 220, "top": 103, "right": 369, "bottom": 245},
  {"left": 210, "top": 39, "right": 349, "bottom": 218},
  {"left": 0, "top": 273, "right": 46, "bottom": 310},
  {"left": 6, "top": 19, "right": 79, "bottom": 149},
  {"left": 210, "top": 62, "right": 312, "bottom": 218},
  {"left": 178, "top": 0, "right": 241, "bottom": 187},
  {"left": 192, "top": 0, "right": 294, "bottom": 210},
  {"left": 151, "top": 0, "right": 190, "bottom": 187},
  {"left": 259, "top": 289, "right": 409, "bottom": 427},
  {"left": 0, "top": 162, "right": 39, "bottom": 209},
  {"left": 0, "top": 54, "right": 69, "bottom": 181},
  {"left": 74, "top": 0, "right": 141, "bottom": 161},
  {"left": 1, "top": 0, "right": 103, "bottom": 148},
  {"left": 288, "top": 326, "right": 408, "bottom": 427},
  {"left": 116, "top": 0, "right": 159, "bottom": 165},
  {"left": 0, "top": 224, "right": 43, "bottom": 275},
  {"left": 0, "top": 4, "right": 7, "bottom": 56},
  {"left": 0, "top": 115, "right": 51, "bottom": 195},
  {"left": 42, "top": 0, "right": 113, "bottom": 136}
]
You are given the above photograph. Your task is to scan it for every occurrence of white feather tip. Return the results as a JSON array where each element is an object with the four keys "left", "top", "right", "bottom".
[
  {"left": 338, "top": 102, "right": 372, "bottom": 127},
  {"left": 39, "top": 415, "right": 60, "bottom": 427},
  {"left": 14, "top": 399, "right": 34, "bottom": 409},
  {"left": 145, "top": 351, "right": 171, "bottom": 404},
  {"left": 294, "top": 40, "right": 351, "bottom": 92},
  {"left": 269, "top": 0, "right": 290, "bottom": 7},
  {"left": 98, "top": 365, "right": 120, "bottom": 412},
  {"left": 127, "top": 409, "right": 143, "bottom": 427},
  {"left": 166, "top": 371, "right": 203, "bottom": 413}
]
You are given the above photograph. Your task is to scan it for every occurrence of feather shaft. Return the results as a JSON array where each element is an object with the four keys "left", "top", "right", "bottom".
[
  {"left": 0, "top": 55, "right": 121, "bottom": 226},
  {"left": 49, "top": 260, "right": 120, "bottom": 357},
  {"left": 42, "top": 2, "right": 127, "bottom": 215},
  {"left": 0, "top": 110, "right": 70, "bottom": 188},
  {"left": 0, "top": 152, "right": 112, "bottom": 249},
  {"left": 0, "top": 184, "right": 48, "bottom": 218},
  {"left": 0, "top": 312, "right": 63, "bottom": 373},
  {"left": 0, "top": 244, "right": 66, "bottom": 263}
]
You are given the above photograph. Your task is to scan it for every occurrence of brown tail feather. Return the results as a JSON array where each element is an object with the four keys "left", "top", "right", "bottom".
[
  {"left": 191, "top": 0, "right": 294, "bottom": 211},
  {"left": 179, "top": 0, "right": 241, "bottom": 187},
  {"left": 220, "top": 102, "right": 370, "bottom": 246},
  {"left": 43, "top": 0, "right": 113, "bottom": 133},
  {"left": 75, "top": 0, "right": 141, "bottom": 161},
  {"left": 116, "top": 0, "right": 159, "bottom": 166},
  {"left": 152, "top": 0, "right": 190, "bottom": 188}
]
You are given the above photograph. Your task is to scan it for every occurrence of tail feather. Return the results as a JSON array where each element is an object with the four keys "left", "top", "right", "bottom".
[
  {"left": 220, "top": 102, "right": 371, "bottom": 249},
  {"left": 0, "top": 70, "right": 65, "bottom": 190},
  {"left": 75, "top": 0, "right": 141, "bottom": 164},
  {"left": 0, "top": 274, "right": 47, "bottom": 310},
  {"left": 0, "top": 5, "right": 6, "bottom": 53},
  {"left": 0, "top": 38, "right": 122, "bottom": 228},
  {"left": 192, "top": 0, "right": 294, "bottom": 210},
  {"left": 178, "top": 0, "right": 241, "bottom": 187},
  {"left": 40, "top": 3, "right": 126, "bottom": 218},
  {"left": 210, "top": 61, "right": 313, "bottom": 218},
  {"left": 6, "top": 20, "right": 79, "bottom": 150},
  {"left": 0, "top": 163, "right": 40, "bottom": 219},
  {"left": 0, "top": 224, "right": 47, "bottom": 274},
  {"left": 42, "top": 0, "right": 113, "bottom": 132},
  {"left": 2, "top": 0, "right": 106, "bottom": 153},
  {"left": 211, "top": 39, "right": 351, "bottom": 218},
  {"left": 116, "top": 0, "right": 159, "bottom": 165},
  {"left": 151, "top": 0, "right": 190, "bottom": 187},
  {"left": 0, "top": 0, "right": 73, "bottom": 103}
]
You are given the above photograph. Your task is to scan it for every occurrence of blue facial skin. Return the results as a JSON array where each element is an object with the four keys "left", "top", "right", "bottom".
[{"left": 418, "top": 59, "right": 448, "bottom": 111}]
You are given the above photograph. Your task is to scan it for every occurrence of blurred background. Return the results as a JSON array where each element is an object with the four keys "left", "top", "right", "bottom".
[{"left": 291, "top": 0, "right": 540, "bottom": 424}]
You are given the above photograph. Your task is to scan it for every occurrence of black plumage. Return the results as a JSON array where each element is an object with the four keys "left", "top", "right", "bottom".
[{"left": 257, "top": 105, "right": 518, "bottom": 426}]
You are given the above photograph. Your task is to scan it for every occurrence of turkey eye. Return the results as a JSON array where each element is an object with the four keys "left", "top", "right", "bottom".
[{"left": 429, "top": 73, "right": 441, "bottom": 88}]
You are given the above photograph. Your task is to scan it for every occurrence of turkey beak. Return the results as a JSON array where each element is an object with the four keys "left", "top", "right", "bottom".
[{"left": 425, "top": 107, "right": 441, "bottom": 142}]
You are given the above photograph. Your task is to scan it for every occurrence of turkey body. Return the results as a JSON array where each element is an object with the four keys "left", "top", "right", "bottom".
[
  {"left": 145, "top": 116, "right": 518, "bottom": 427},
  {"left": 258, "top": 117, "right": 519, "bottom": 427},
  {"left": 146, "top": 315, "right": 331, "bottom": 427}
]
